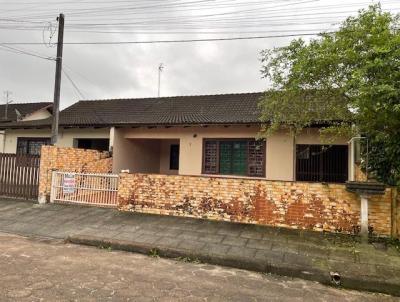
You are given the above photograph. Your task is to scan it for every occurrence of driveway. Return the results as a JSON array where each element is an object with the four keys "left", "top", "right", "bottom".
[{"left": 0, "top": 233, "right": 395, "bottom": 301}]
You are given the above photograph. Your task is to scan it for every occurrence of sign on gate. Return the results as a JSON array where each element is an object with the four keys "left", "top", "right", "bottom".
[
  {"left": 50, "top": 171, "right": 119, "bottom": 207},
  {"left": 63, "top": 173, "right": 76, "bottom": 194}
]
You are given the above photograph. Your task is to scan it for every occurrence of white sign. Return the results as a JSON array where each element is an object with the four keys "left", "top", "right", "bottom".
[{"left": 63, "top": 173, "right": 76, "bottom": 194}]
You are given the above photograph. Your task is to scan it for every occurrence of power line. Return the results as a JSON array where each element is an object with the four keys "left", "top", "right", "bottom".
[
  {"left": 0, "top": 31, "right": 333, "bottom": 46},
  {"left": 0, "top": 43, "right": 55, "bottom": 60},
  {"left": 62, "top": 69, "right": 86, "bottom": 99},
  {"left": 2, "top": 0, "right": 395, "bottom": 20}
]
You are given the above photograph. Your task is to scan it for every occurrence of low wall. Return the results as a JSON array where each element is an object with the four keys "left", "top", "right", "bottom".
[
  {"left": 38, "top": 146, "right": 112, "bottom": 202},
  {"left": 118, "top": 173, "right": 396, "bottom": 236}
]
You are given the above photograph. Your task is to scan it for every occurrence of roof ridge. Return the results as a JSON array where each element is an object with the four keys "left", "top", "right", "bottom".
[{"left": 77, "top": 91, "right": 264, "bottom": 103}]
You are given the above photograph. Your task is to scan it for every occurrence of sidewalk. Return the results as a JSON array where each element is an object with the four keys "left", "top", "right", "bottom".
[{"left": 0, "top": 198, "right": 399, "bottom": 296}]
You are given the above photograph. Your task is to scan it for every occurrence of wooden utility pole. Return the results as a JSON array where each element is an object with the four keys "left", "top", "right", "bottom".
[{"left": 51, "top": 13, "right": 65, "bottom": 145}]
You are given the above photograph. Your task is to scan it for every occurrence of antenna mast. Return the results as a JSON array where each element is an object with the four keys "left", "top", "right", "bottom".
[
  {"left": 158, "top": 63, "right": 164, "bottom": 97},
  {"left": 3, "top": 90, "right": 13, "bottom": 120}
]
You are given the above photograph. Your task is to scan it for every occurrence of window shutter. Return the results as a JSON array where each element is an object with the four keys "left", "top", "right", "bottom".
[
  {"left": 248, "top": 140, "right": 265, "bottom": 177},
  {"left": 204, "top": 140, "right": 218, "bottom": 174}
]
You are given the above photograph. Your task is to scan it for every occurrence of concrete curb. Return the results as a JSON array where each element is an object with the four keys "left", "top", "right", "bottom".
[{"left": 66, "top": 234, "right": 400, "bottom": 297}]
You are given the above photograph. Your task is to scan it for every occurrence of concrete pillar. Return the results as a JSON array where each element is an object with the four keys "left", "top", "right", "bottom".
[
  {"left": 109, "top": 127, "right": 115, "bottom": 153},
  {"left": 360, "top": 195, "right": 369, "bottom": 237}
]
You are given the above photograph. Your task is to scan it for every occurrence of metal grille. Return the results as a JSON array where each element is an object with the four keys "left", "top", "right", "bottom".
[
  {"left": 204, "top": 140, "right": 218, "bottom": 174},
  {"left": 50, "top": 171, "right": 119, "bottom": 207},
  {"left": 296, "top": 145, "right": 348, "bottom": 183}
]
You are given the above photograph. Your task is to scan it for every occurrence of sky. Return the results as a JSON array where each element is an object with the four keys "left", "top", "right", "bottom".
[{"left": 0, "top": 0, "right": 399, "bottom": 109}]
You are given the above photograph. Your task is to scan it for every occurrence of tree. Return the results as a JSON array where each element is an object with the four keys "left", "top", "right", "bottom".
[{"left": 259, "top": 5, "right": 400, "bottom": 186}]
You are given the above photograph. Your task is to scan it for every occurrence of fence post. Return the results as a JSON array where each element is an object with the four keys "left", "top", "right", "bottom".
[{"left": 49, "top": 171, "right": 57, "bottom": 203}]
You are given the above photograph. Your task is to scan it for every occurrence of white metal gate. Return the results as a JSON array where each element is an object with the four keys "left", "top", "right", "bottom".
[{"left": 50, "top": 171, "right": 119, "bottom": 207}]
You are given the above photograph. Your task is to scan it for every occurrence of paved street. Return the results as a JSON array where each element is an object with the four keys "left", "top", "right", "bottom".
[
  {"left": 1, "top": 199, "right": 400, "bottom": 295},
  {"left": 0, "top": 233, "right": 396, "bottom": 302}
]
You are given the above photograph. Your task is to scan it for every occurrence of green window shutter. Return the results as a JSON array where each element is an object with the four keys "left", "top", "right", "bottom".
[
  {"left": 203, "top": 139, "right": 265, "bottom": 177},
  {"left": 219, "top": 142, "right": 233, "bottom": 174},
  {"left": 231, "top": 141, "right": 247, "bottom": 175}
]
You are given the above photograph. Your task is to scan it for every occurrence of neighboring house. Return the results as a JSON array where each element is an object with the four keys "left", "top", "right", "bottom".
[
  {"left": 0, "top": 102, "right": 52, "bottom": 153},
  {"left": 0, "top": 92, "right": 352, "bottom": 183}
]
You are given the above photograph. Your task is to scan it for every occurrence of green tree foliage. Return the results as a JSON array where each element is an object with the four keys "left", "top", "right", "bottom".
[{"left": 259, "top": 5, "right": 400, "bottom": 186}]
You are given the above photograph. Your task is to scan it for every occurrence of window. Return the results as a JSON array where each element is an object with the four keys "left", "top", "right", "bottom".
[
  {"left": 17, "top": 138, "right": 50, "bottom": 155},
  {"left": 74, "top": 139, "right": 110, "bottom": 152},
  {"left": 296, "top": 145, "right": 348, "bottom": 183},
  {"left": 203, "top": 139, "right": 265, "bottom": 177},
  {"left": 169, "top": 144, "right": 180, "bottom": 170}
]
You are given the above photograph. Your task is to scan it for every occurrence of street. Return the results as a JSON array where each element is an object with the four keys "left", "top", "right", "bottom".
[{"left": 0, "top": 233, "right": 396, "bottom": 302}]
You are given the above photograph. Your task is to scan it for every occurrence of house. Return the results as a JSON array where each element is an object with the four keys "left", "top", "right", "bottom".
[
  {"left": 0, "top": 102, "right": 52, "bottom": 153},
  {"left": 0, "top": 92, "right": 352, "bottom": 183}
]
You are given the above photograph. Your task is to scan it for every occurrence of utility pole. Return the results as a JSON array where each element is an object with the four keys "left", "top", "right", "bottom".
[
  {"left": 157, "top": 63, "right": 164, "bottom": 97},
  {"left": 3, "top": 90, "right": 13, "bottom": 120},
  {"left": 51, "top": 13, "right": 65, "bottom": 145}
]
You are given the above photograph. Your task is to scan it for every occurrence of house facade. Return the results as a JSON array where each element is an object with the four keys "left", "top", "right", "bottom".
[
  {"left": 112, "top": 125, "right": 349, "bottom": 182},
  {"left": 0, "top": 102, "right": 53, "bottom": 153},
  {"left": 0, "top": 92, "right": 353, "bottom": 183}
]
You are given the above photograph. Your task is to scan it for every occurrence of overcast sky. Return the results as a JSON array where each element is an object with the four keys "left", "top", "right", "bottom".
[{"left": 0, "top": 0, "right": 398, "bottom": 109}]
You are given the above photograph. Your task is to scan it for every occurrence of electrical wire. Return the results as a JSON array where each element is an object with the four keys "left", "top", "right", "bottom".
[
  {"left": 0, "top": 43, "right": 54, "bottom": 60},
  {"left": 62, "top": 69, "right": 86, "bottom": 99},
  {"left": 0, "top": 31, "right": 334, "bottom": 46}
]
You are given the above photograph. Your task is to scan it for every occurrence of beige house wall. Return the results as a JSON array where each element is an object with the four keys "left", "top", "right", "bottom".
[
  {"left": 4, "top": 125, "right": 350, "bottom": 182},
  {"left": 2, "top": 128, "right": 110, "bottom": 153},
  {"left": 112, "top": 126, "right": 348, "bottom": 181},
  {"left": 159, "top": 139, "right": 180, "bottom": 175}
]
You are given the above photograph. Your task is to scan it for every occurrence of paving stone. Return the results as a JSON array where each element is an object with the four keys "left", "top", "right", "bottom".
[
  {"left": 178, "top": 240, "right": 206, "bottom": 251},
  {"left": 158, "top": 228, "right": 183, "bottom": 237},
  {"left": 203, "top": 243, "right": 230, "bottom": 256},
  {"left": 177, "top": 231, "right": 200, "bottom": 241},
  {"left": 283, "top": 252, "right": 315, "bottom": 267},
  {"left": 222, "top": 236, "right": 248, "bottom": 247},
  {"left": 271, "top": 241, "right": 299, "bottom": 254},
  {"left": 156, "top": 236, "right": 183, "bottom": 248},
  {"left": 226, "top": 246, "right": 257, "bottom": 259},
  {"left": 297, "top": 243, "right": 330, "bottom": 257},
  {"left": 114, "top": 232, "right": 143, "bottom": 240},
  {"left": 246, "top": 238, "right": 272, "bottom": 250},
  {"left": 240, "top": 230, "right": 264, "bottom": 239},
  {"left": 134, "top": 234, "right": 161, "bottom": 245},
  {"left": 254, "top": 250, "right": 285, "bottom": 263},
  {"left": 196, "top": 233, "right": 225, "bottom": 244}
]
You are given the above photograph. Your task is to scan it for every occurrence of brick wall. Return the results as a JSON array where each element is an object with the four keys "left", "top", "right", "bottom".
[
  {"left": 38, "top": 145, "right": 112, "bottom": 202},
  {"left": 118, "top": 173, "right": 396, "bottom": 235}
]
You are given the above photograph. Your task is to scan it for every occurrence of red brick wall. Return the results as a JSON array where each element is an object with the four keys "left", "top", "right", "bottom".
[
  {"left": 118, "top": 173, "right": 396, "bottom": 235},
  {"left": 38, "top": 146, "right": 112, "bottom": 202}
]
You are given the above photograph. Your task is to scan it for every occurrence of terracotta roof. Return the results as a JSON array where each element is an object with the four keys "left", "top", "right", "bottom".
[
  {"left": 0, "top": 102, "right": 52, "bottom": 122},
  {"left": 0, "top": 92, "right": 264, "bottom": 129}
]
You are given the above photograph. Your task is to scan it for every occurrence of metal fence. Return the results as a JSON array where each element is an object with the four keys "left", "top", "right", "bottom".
[
  {"left": 50, "top": 171, "right": 119, "bottom": 207},
  {"left": 0, "top": 153, "right": 40, "bottom": 200}
]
